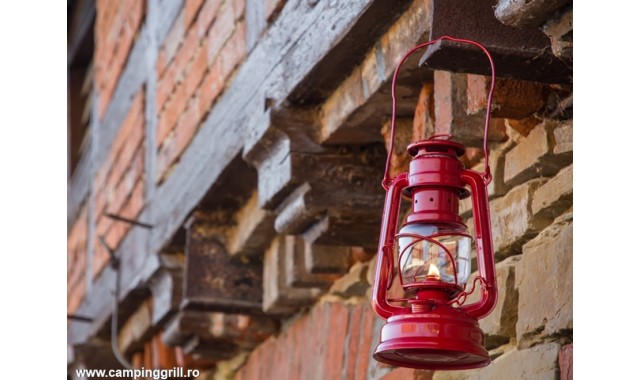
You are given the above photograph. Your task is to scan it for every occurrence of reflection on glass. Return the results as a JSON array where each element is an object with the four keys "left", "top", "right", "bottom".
[{"left": 398, "top": 223, "right": 471, "bottom": 286}]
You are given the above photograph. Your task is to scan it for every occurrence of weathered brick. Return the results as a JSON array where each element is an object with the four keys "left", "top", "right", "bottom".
[
  {"left": 324, "top": 302, "right": 349, "bottom": 380},
  {"left": 207, "top": 0, "right": 236, "bottom": 63},
  {"left": 355, "top": 306, "right": 376, "bottom": 380},
  {"left": 413, "top": 84, "right": 435, "bottom": 141},
  {"left": 121, "top": 178, "right": 146, "bottom": 220},
  {"left": 532, "top": 164, "right": 572, "bottom": 218},
  {"left": 197, "top": 57, "right": 225, "bottom": 114},
  {"left": 105, "top": 217, "right": 131, "bottom": 251},
  {"left": 380, "top": 369, "right": 430, "bottom": 380},
  {"left": 173, "top": 99, "right": 201, "bottom": 160},
  {"left": 381, "top": 118, "right": 412, "bottom": 177},
  {"left": 156, "top": 70, "right": 176, "bottom": 113},
  {"left": 433, "top": 343, "right": 560, "bottom": 380},
  {"left": 221, "top": 22, "right": 248, "bottom": 78},
  {"left": 184, "top": 44, "right": 209, "bottom": 101},
  {"left": 506, "top": 115, "right": 540, "bottom": 137},
  {"left": 553, "top": 120, "right": 572, "bottom": 154},
  {"left": 504, "top": 121, "right": 573, "bottom": 187},
  {"left": 460, "top": 141, "right": 512, "bottom": 218},
  {"left": 559, "top": 343, "right": 572, "bottom": 380},
  {"left": 185, "top": 0, "right": 205, "bottom": 28},
  {"left": 328, "top": 262, "right": 369, "bottom": 298},
  {"left": 516, "top": 211, "right": 572, "bottom": 346},
  {"left": 121, "top": 147, "right": 145, "bottom": 193},
  {"left": 232, "top": 0, "right": 245, "bottom": 20},
  {"left": 157, "top": 81, "right": 187, "bottom": 147},
  {"left": 466, "top": 256, "right": 519, "bottom": 349},
  {"left": 67, "top": 274, "right": 86, "bottom": 314},
  {"left": 489, "top": 179, "right": 552, "bottom": 259},
  {"left": 341, "top": 304, "right": 364, "bottom": 380},
  {"left": 109, "top": 113, "right": 145, "bottom": 187},
  {"left": 307, "top": 303, "right": 330, "bottom": 379},
  {"left": 434, "top": 70, "right": 507, "bottom": 147},
  {"left": 127, "top": 0, "right": 145, "bottom": 33},
  {"left": 195, "top": 0, "right": 224, "bottom": 39},
  {"left": 467, "top": 74, "right": 546, "bottom": 119},
  {"left": 97, "top": 2, "right": 144, "bottom": 118}
]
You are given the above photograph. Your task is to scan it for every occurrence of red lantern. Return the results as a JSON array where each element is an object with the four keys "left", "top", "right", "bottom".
[{"left": 371, "top": 37, "right": 498, "bottom": 370}]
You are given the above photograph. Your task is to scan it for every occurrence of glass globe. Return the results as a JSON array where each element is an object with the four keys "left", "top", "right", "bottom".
[{"left": 397, "top": 223, "right": 471, "bottom": 286}]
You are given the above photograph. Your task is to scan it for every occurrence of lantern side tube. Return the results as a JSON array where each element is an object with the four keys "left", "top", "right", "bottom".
[
  {"left": 459, "top": 169, "right": 498, "bottom": 319},
  {"left": 372, "top": 174, "right": 410, "bottom": 319}
]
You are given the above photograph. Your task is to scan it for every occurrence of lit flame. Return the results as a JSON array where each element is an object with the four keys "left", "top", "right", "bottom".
[{"left": 427, "top": 263, "right": 441, "bottom": 279}]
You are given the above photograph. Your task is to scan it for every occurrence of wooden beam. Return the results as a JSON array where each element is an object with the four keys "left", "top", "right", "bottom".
[
  {"left": 181, "top": 214, "right": 263, "bottom": 314},
  {"left": 495, "top": 0, "right": 570, "bottom": 28},
  {"left": 421, "top": 0, "right": 571, "bottom": 84},
  {"left": 287, "top": 0, "right": 413, "bottom": 104},
  {"left": 263, "top": 236, "right": 322, "bottom": 315},
  {"left": 163, "top": 310, "right": 278, "bottom": 359}
]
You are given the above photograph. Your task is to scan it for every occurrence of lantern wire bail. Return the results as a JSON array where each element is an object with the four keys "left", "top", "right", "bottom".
[{"left": 382, "top": 36, "right": 497, "bottom": 190}]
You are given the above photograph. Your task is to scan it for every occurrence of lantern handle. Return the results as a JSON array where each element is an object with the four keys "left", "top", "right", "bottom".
[
  {"left": 459, "top": 169, "right": 498, "bottom": 319},
  {"left": 372, "top": 174, "right": 411, "bottom": 319},
  {"left": 382, "top": 36, "right": 496, "bottom": 190}
]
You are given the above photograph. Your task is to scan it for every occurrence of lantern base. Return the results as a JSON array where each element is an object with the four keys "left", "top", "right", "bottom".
[{"left": 373, "top": 307, "right": 490, "bottom": 370}]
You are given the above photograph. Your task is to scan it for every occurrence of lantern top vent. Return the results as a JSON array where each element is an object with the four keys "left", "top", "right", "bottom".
[{"left": 407, "top": 135, "right": 466, "bottom": 158}]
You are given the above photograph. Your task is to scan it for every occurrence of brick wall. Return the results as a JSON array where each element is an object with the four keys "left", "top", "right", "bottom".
[
  {"left": 68, "top": 0, "right": 572, "bottom": 378},
  {"left": 230, "top": 72, "right": 573, "bottom": 380},
  {"left": 237, "top": 302, "right": 377, "bottom": 380},
  {"left": 156, "top": 0, "right": 246, "bottom": 184},
  {"left": 95, "top": 0, "right": 145, "bottom": 117}
]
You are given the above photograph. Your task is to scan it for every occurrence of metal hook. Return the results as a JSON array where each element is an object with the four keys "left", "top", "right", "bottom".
[{"left": 97, "top": 234, "right": 132, "bottom": 369}]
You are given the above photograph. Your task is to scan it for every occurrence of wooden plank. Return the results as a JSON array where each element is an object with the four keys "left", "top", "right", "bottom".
[
  {"left": 149, "top": 262, "right": 184, "bottom": 326},
  {"left": 67, "top": 148, "right": 91, "bottom": 228},
  {"left": 245, "top": 0, "right": 266, "bottom": 51},
  {"left": 226, "top": 191, "right": 276, "bottom": 258},
  {"left": 145, "top": 0, "right": 160, "bottom": 213}
]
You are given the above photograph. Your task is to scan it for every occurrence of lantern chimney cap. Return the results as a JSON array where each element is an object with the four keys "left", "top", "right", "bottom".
[{"left": 407, "top": 137, "right": 465, "bottom": 158}]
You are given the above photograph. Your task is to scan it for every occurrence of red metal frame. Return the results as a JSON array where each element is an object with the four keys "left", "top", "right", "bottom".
[{"left": 371, "top": 37, "right": 499, "bottom": 370}]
